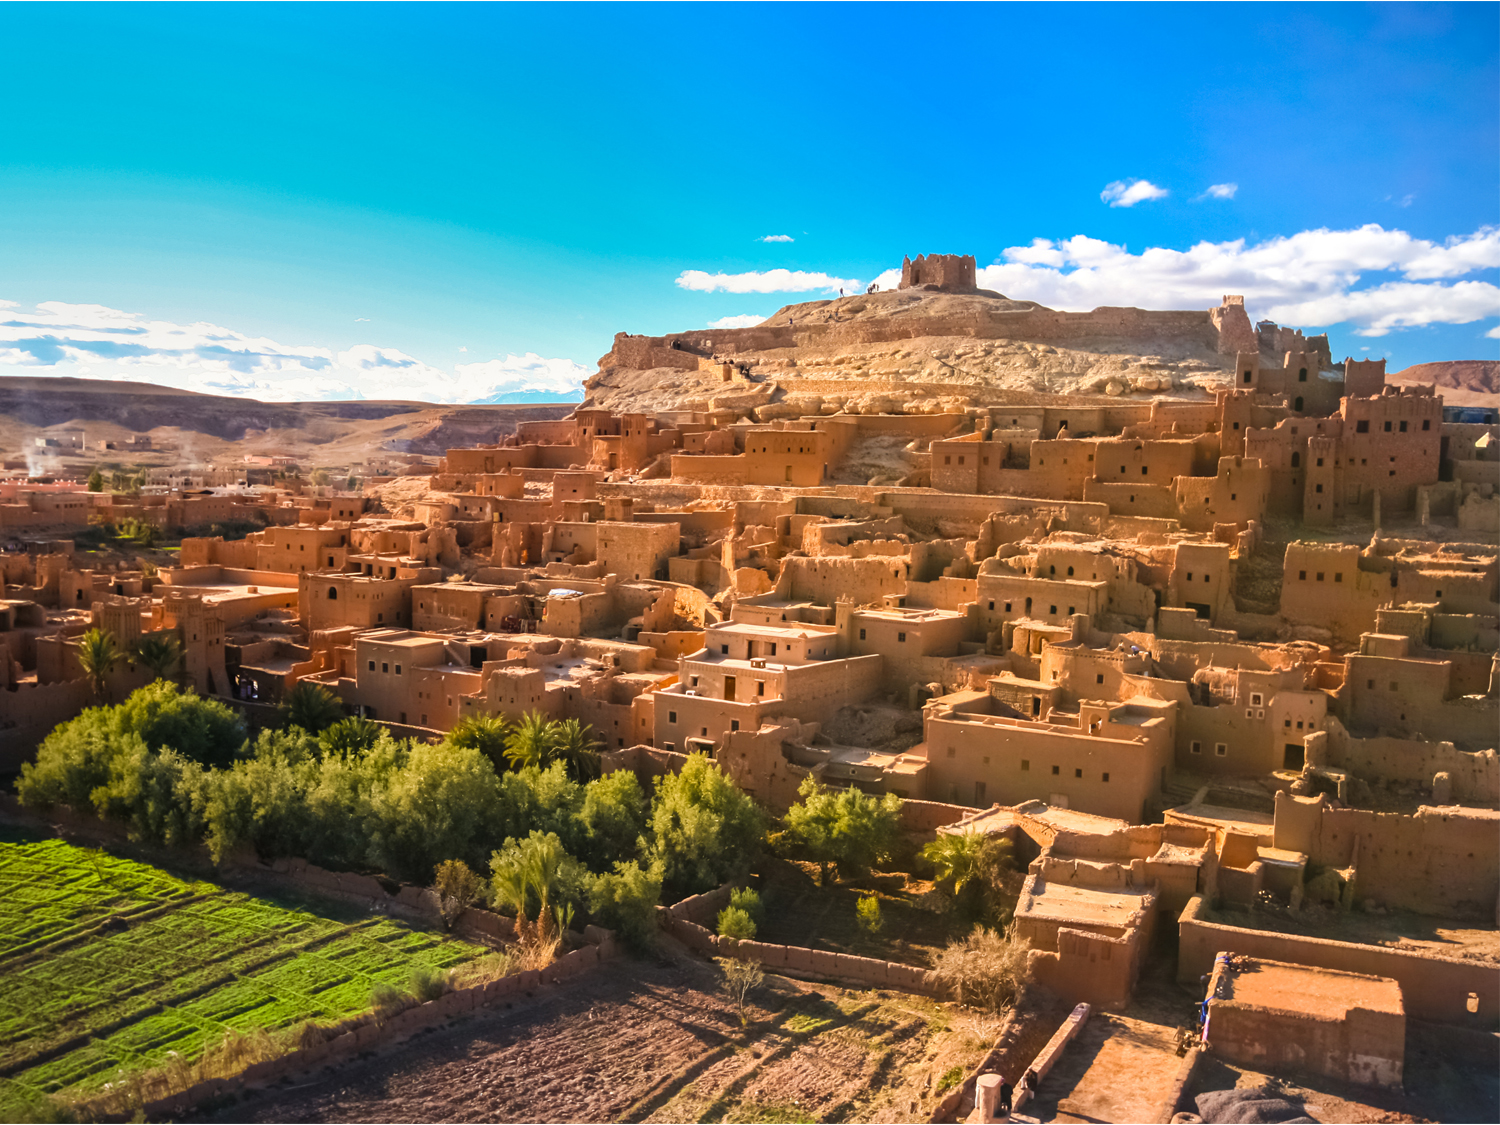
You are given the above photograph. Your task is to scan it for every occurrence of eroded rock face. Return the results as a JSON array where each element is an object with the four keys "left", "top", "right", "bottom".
[{"left": 583, "top": 290, "right": 1315, "bottom": 415}]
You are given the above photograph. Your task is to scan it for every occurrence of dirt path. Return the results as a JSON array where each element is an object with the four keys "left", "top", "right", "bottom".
[{"left": 204, "top": 950, "right": 991, "bottom": 1125}]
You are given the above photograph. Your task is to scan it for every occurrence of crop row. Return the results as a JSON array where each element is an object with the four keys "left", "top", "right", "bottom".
[{"left": 0, "top": 831, "right": 488, "bottom": 1117}]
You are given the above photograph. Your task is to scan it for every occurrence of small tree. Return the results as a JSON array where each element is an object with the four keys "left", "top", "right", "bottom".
[
  {"left": 433, "top": 858, "right": 483, "bottom": 930},
  {"left": 489, "top": 830, "right": 585, "bottom": 948},
  {"left": 856, "top": 894, "right": 884, "bottom": 934},
  {"left": 280, "top": 681, "right": 346, "bottom": 733},
  {"left": 132, "top": 634, "right": 183, "bottom": 684},
  {"left": 923, "top": 830, "right": 1016, "bottom": 921},
  {"left": 715, "top": 956, "right": 765, "bottom": 1026},
  {"left": 588, "top": 859, "right": 661, "bottom": 950},
  {"left": 86, "top": 467, "right": 104, "bottom": 492},
  {"left": 782, "top": 776, "right": 903, "bottom": 884},
  {"left": 74, "top": 627, "right": 124, "bottom": 701}
]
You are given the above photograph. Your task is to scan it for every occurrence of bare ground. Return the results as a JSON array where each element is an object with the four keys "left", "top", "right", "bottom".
[{"left": 202, "top": 945, "right": 999, "bottom": 1125}]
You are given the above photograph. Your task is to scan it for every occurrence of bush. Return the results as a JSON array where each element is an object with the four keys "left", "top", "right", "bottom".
[
  {"left": 729, "top": 885, "right": 763, "bottom": 924},
  {"left": 408, "top": 965, "right": 452, "bottom": 1003},
  {"left": 432, "top": 859, "right": 484, "bottom": 929},
  {"left": 716, "top": 905, "right": 757, "bottom": 940},
  {"left": 588, "top": 859, "right": 662, "bottom": 950},
  {"left": 931, "top": 924, "right": 1031, "bottom": 1011},
  {"left": 856, "top": 894, "right": 884, "bottom": 934}
]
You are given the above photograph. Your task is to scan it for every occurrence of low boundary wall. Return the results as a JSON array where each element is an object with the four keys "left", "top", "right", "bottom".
[
  {"left": 1177, "top": 895, "right": 1499, "bottom": 1030},
  {"left": 661, "top": 883, "right": 940, "bottom": 997}
]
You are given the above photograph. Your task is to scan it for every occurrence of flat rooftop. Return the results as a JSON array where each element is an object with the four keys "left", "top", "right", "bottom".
[
  {"left": 1018, "top": 878, "right": 1152, "bottom": 928},
  {"left": 1218, "top": 957, "right": 1403, "bottom": 1018}
]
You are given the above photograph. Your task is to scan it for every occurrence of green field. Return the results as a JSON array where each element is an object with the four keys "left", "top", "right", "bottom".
[{"left": 0, "top": 825, "right": 489, "bottom": 1118}]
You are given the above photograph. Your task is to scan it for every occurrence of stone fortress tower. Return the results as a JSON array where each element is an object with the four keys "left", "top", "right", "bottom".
[{"left": 898, "top": 253, "right": 978, "bottom": 292}]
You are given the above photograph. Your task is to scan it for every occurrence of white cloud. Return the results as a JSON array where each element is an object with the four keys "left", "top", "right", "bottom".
[
  {"left": 676, "top": 269, "right": 862, "bottom": 294},
  {"left": 758, "top": 235, "right": 794, "bottom": 243},
  {"left": 0, "top": 300, "right": 586, "bottom": 402},
  {"left": 1100, "top": 179, "right": 1169, "bottom": 208},
  {"left": 708, "top": 314, "right": 767, "bottom": 329},
  {"left": 1486, "top": 325, "right": 1500, "bottom": 339},
  {"left": 958, "top": 224, "right": 1500, "bottom": 337},
  {"left": 1201, "top": 183, "right": 1238, "bottom": 200}
]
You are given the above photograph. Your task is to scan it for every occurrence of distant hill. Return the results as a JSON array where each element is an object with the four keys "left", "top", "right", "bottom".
[
  {"left": 0, "top": 375, "right": 576, "bottom": 473},
  {"left": 1387, "top": 360, "right": 1498, "bottom": 407}
]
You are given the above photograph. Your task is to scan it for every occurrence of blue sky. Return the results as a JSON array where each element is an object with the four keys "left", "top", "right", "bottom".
[{"left": 1, "top": 1, "right": 1496, "bottom": 402}]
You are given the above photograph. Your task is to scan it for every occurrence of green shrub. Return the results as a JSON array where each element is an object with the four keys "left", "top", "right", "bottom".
[
  {"left": 729, "top": 885, "right": 763, "bottom": 924},
  {"left": 588, "top": 859, "right": 662, "bottom": 950},
  {"left": 717, "top": 905, "right": 757, "bottom": 940},
  {"left": 782, "top": 776, "right": 902, "bottom": 884},
  {"left": 408, "top": 966, "right": 451, "bottom": 1002},
  {"left": 856, "top": 894, "right": 884, "bottom": 934},
  {"left": 646, "top": 753, "right": 765, "bottom": 899}
]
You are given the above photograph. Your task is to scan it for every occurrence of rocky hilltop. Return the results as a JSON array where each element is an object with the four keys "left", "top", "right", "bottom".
[
  {"left": 581, "top": 286, "right": 1335, "bottom": 417},
  {"left": 1387, "top": 360, "right": 1498, "bottom": 408}
]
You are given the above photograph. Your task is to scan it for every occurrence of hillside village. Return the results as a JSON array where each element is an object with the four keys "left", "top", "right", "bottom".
[{"left": 1, "top": 261, "right": 1497, "bottom": 1120}]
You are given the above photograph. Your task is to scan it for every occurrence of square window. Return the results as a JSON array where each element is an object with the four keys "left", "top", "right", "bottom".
[
  {"left": 1356, "top": 420, "right": 1369, "bottom": 433},
  {"left": 1390, "top": 681, "right": 1398, "bottom": 691},
  {"left": 1299, "top": 570, "right": 1307, "bottom": 580},
  {"left": 1399, "top": 420, "right": 1407, "bottom": 432},
  {"left": 1021, "top": 759, "right": 1030, "bottom": 771},
  {"left": 395, "top": 664, "right": 402, "bottom": 675},
  {"left": 1250, "top": 692, "right": 1263, "bottom": 706},
  {"left": 1051, "top": 765, "right": 1060, "bottom": 775},
  {"left": 1097, "top": 673, "right": 1105, "bottom": 684},
  {"left": 1049, "top": 605, "right": 1057, "bottom": 615},
  {"left": 1191, "top": 741, "right": 1202, "bottom": 754},
  {"left": 757, "top": 681, "right": 764, "bottom": 696},
  {"left": 1284, "top": 719, "right": 1291, "bottom": 728},
  {"left": 1316, "top": 572, "right": 1324, "bottom": 582},
  {"left": 1367, "top": 679, "right": 1375, "bottom": 689},
  {"left": 690, "top": 676, "right": 699, "bottom": 687},
  {"left": 1004, "top": 602, "right": 1012, "bottom": 612},
  {"left": 988, "top": 601, "right": 995, "bottom": 611},
  {"left": 1422, "top": 419, "right": 1430, "bottom": 431},
  {"left": 1215, "top": 743, "right": 1228, "bottom": 757},
  {"left": 859, "top": 628, "right": 866, "bottom": 640},
  {"left": 1384, "top": 420, "right": 1392, "bottom": 432},
  {"left": 1102, "top": 772, "right": 1110, "bottom": 782},
  {"left": 721, "top": 644, "right": 729, "bottom": 654},
  {"left": 1074, "top": 768, "right": 1083, "bottom": 778},
  {"left": 381, "top": 662, "right": 389, "bottom": 673},
  {"left": 730, "top": 720, "right": 740, "bottom": 732},
  {"left": 897, "top": 632, "right": 906, "bottom": 643},
  {"left": 367, "top": 660, "right": 375, "bottom": 671},
  {"left": 947, "top": 746, "right": 956, "bottom": 758},
  {"left": 1335, "top": 573, "right": 1342, "bottom": 582},
  {"left": 669, "top": 711, "right": 677, "bottom": 724}
]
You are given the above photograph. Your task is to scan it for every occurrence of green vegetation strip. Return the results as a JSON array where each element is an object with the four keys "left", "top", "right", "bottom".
[{"left": 0, "top": 827, "right": 487, "bottom": 1118}]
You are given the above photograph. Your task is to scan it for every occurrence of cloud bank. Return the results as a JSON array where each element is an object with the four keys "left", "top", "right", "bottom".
[
  {"left": 758, "top": 234, "right": 794, "bottom": 243},
  {"left": 0, "top": 300, "right": 588, "bottom": 402},
  {"left": 676, "top": 269, "right": 862, "bottom": 294},
  {"left": 708, "top": 314, "right": 767, "bottom": 329},
  {"left": 864, "top": 224, "right": 1499, "bottom": 337}
]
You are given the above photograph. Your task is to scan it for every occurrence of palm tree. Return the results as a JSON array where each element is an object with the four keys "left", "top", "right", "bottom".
[
  {"left": 132, "top": 634, "right": 184, "bottom": 684},
  {"left": 319, "top": 715, "right": 382, "bottom": 755},
  {"left": 921, "top": 830, "right": 986, "bottom": 896},
  {"left": 449, "top": 713, "right": 511, "bottom": 773},
  {"left": 551, "top": 718, "right": 602, "bottom": 781},
  {"left": 503, "top": 711, "right": 558, "bottom": 771},
  {"left": 74, "top": 628, "right": 123, "bottom": 702},
  {"left": 280, "top": 681, "right": 347, "bottom": 733}
]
